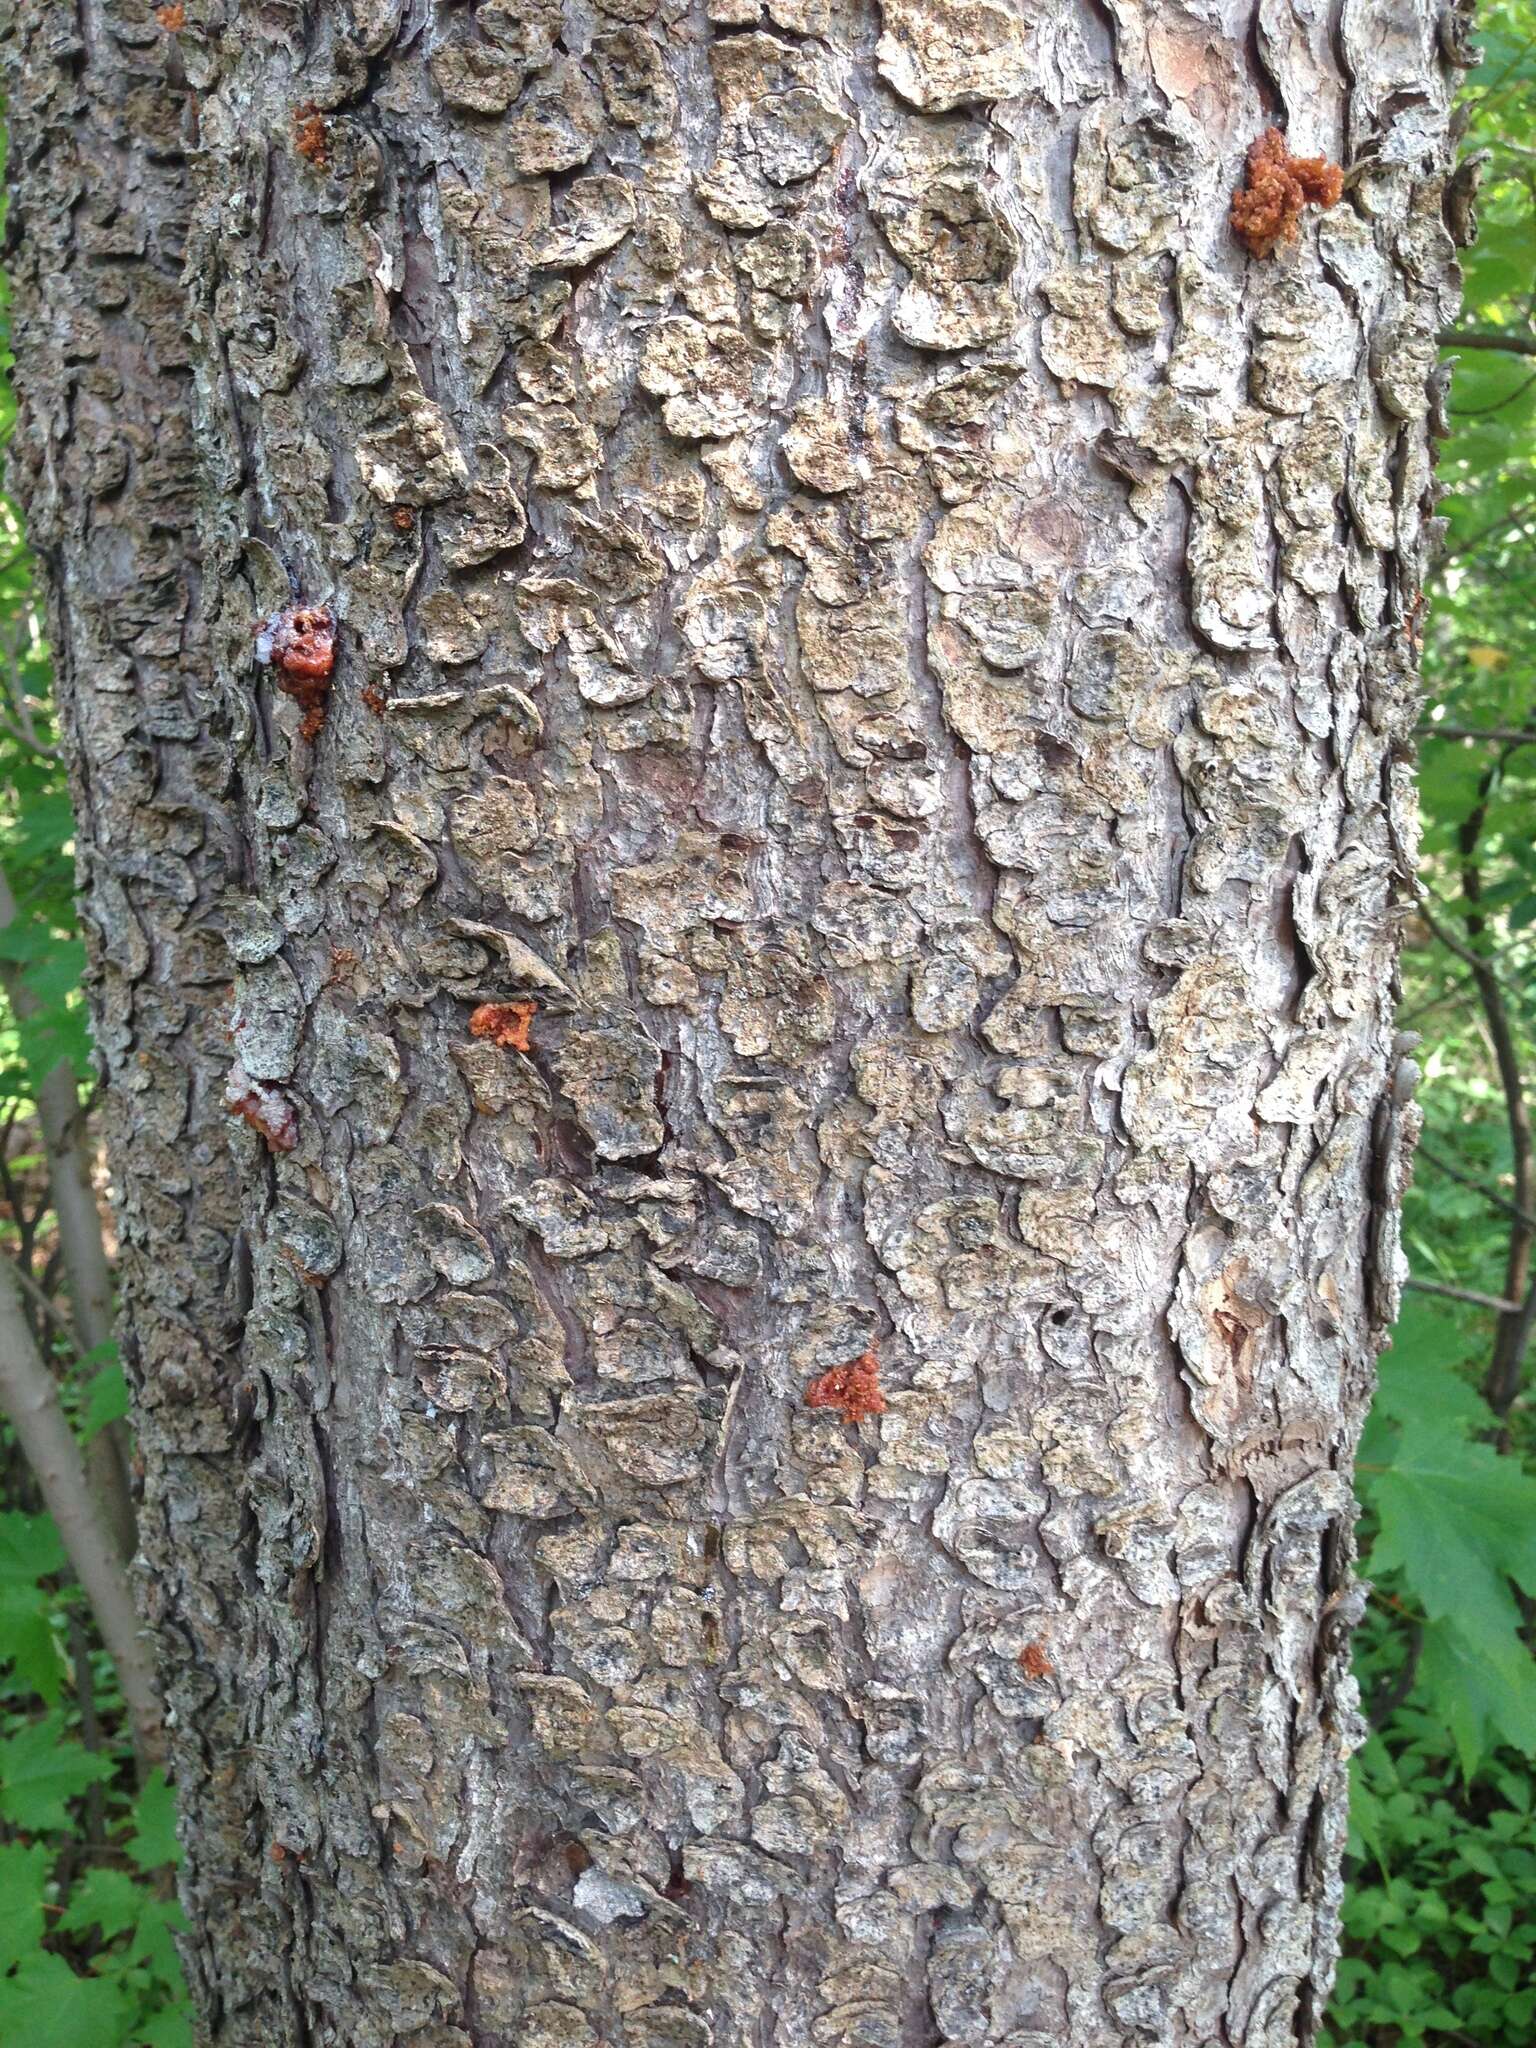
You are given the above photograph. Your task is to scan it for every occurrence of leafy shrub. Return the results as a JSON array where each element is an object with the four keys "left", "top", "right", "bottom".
[
  {"left": 0, "top": 1511, "right": 188, "bottom": 2046},
  {"left": 1327, "top": 1680, "right": 1536, "bottom": 2047}
]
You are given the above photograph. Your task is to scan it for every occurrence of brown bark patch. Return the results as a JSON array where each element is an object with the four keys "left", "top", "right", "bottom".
[
  {"left": 469, "top": 1001, "right": 537, "bottom": 1053},
  {"left": 804, "top": 1348, "right": 886, "bottom": 1424},
  {"left": 154, "top": 3, "right": 184, "bottom": 28},
  {"left": 1018, "top": 1641, "right": 1053, "bottom": 1679},
  {"left": 1231, "top": 129, "right": 1342, "bottom": 258}
]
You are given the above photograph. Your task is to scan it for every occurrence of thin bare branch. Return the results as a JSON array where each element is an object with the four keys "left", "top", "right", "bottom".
[
  {"left": 1451, "top": 366, "right": 1536, "bottom": 418},
  {"left": 1404, "top": 881, "right": 1528, "bottom": 1003},
  {"left": 0, "top": 865, "right": 135, "bottom": 1556},
  {"left": 4, "top": 1248, "right": 81, "bottom": 1343},
  {"left": 67, "top": 1608, "right": 108, "bottom": 1850},
  {"left": 1367, "top": 1619, "right": 1424, "bottom": 1731},
  {"left": 1441, "top": 326, "right": 1536, "bottom": 355},
  {"left": 0, "top": 708, "right": 61, "bottom": 758},
  {"left": 0, "top": 1253, "right": 162, "bottom": 1767},
  {"left": 1420, "top": 723, "right": 1536, "bottom": 745},
  {"left": 1416, "top": 1142, "right": 1536, "bottom": 1232},
  {"left": 1397, "top": 969, "right": 1477, "bottom": 1030},
  {"left": 1457, "top": 756, "right": 1536, "bottom": 1416},
  {"left": 1443, "top": 497, "right": 1536, "bottom": 561},
  {"left": 1403, "top": 1276, "right": 1524, "bottom": 1314}
]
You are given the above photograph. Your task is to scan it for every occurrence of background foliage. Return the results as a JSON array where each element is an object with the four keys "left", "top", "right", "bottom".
[
  {"left": 1323, "top": 10, "right": 1536, "bottom": 2041},
  {"left": 1, "top": 20, "right": 1534, "bottom": 2047}
]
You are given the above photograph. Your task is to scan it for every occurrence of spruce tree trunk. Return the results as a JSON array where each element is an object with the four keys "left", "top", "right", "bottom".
[{"left": 10, "top": 0, "right": 1464, "bottom": 2042}]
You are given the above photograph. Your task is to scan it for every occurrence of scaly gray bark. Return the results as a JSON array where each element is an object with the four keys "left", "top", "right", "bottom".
[
  {"left": 15, "top": 0, "right": 1467, "bottom": 2042},
  {"left": 0, "top": 0, "right": 256, "bottom": 2021}
]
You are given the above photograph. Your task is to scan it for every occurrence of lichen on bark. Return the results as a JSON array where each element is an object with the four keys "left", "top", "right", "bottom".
[{"left": 5, "top": 0, "right": 1465, "bottom": 2041}]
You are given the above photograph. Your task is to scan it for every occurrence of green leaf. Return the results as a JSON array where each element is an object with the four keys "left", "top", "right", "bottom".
[
  {"left": 81, "top": 1360, "right": 129, "bottom": 1442},
  {"left": 0, "top": 1511, "right": 65, "bottom": 1588},
  {"left": 1370, "top": 1307, "right": 1491, "bottom": 1432},
  {"left": 0, "top": 1839, "right": 49, "bottom": 1970},
  {"left": 0, "top": 1510, "right": 66, "bottom": 1700},
  {"left": 58, "top": 1866, "right": 148, "bottom": 1944},
  {"left": 1, "top": 793, "right": 74, "bottom": 871},
  {"left": 13, "top": 981, "right": 91, "bottom": 1093},
  {"left": 0, "top": 1952, "right": 131, "bottom": 2048},
  {"left": 136, "top": 2007, "right": 194, "bottom": 2048},
  {"left": 125, "top": 1771, "right": 180, "bottom": 1871},
  {"left": 1370, "top": 1418, "right": 1536, "bottom": 1618},
  {"left": 130, "top": 1896, "right": 187, "bottom": 1983},
  {"left": 1417, "top": 1625, "right": 1536, "bottom": 1777},
  {"left": 0, "top": 1713, "right": 117, "bottom": 1830},
  {"left": 1363, "top": 1381, "right": 1536, "bottom": 1769}
]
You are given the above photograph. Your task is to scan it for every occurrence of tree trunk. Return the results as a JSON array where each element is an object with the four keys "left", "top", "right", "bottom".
[
  {"left": 0, "top": 0, "right": 258, "bottom": 2022},
  {"left": 12, "top": 0, "right": 1462, "bottom": 2041}
]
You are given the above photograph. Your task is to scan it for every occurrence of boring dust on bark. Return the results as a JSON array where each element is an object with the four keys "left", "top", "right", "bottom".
[{"left": 7, "top": 0, "right": 1473, "bottom": 2042}]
